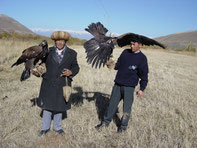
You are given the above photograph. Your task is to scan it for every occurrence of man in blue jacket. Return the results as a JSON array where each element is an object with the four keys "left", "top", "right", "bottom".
[{"left": 95, "top": 40, "right": 149, "bottom": 133}]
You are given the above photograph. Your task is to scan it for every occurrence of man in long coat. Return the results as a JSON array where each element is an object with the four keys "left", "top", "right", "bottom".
[{"left": 36, "top": 31, "right": 80, "bottom": 136}]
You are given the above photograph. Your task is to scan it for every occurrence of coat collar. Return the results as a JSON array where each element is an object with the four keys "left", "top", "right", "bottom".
[{"left": 51, "top": 46, "right": 72, "bottom": 66}]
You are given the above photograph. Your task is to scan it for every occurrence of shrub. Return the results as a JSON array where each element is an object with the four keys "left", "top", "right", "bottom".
[{"left": 186, "top": 43, "right": 196, "bottom": 52}]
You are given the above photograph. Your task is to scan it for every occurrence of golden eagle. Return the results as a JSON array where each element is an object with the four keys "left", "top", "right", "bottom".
[
  {"left": 11, "top": 40, "right": 48, "bottom": 81},
  {"left": 84, "top": 22, "right": 165, "bottom": 68}
]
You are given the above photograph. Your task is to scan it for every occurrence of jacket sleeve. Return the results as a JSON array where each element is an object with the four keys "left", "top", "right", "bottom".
[
  {"left": 70, "top": 52, "right": 80, "bottom": 77},
  {"left": 114, "top": 51, "right": 124, "bottom": 70},
  {"left": 138, "top": 57, "right": 149, "bottom": 91}
]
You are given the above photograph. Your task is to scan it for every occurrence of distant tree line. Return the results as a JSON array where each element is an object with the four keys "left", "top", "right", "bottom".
[
  {"left": 0, "top": 32, "right": 87, "bottom": 45},
  {"left": 176, "top": 43, "right": 196, "bottom": 52},
  {"left": 0, "top": 32, "right": 195, "bottom": 52}
]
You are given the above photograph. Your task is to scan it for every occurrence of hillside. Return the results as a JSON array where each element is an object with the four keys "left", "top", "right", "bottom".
[
  {"left": 0, "top": 14, "right": 86, "bottom": 45},
  {"left": 0, "top": 14, "right": 35, "bottom": 35},
  {"left": 155, "top": 30, "right": 197, "bottom": 49}
]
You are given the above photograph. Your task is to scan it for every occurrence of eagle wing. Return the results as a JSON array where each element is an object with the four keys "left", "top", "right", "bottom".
[
  {"left": 84, "top": 22, "right": 114, "bottom": 68},
  {"left": 21, "top": 46, "right": 42, "bottom": 59},
  {"left": 117, "top": 33, "right": 165, "bottom": 49},
  {"left": 85, "top": 22, "right": 108, "bottom": 38},
  {"left": 11, "top": 46, "right": 42, "bottom": 67},
  {"left": 84, "top": 38, "right": 114, "bottom": 68}
]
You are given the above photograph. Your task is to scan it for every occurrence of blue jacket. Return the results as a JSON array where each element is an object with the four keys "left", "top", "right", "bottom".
[{"left": 114, "top": 49, "right": 148, "bottom": 91}]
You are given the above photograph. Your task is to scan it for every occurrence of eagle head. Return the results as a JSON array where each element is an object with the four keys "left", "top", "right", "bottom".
[{"left": 39, "top": 40, "right": 48, "bottom": 47}]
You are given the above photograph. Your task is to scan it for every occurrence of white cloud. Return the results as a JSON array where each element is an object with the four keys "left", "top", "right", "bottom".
[
  {"left": 31, "top": 28, "right": 120, "bottom": 36},
  {"left": 31, "top": 28, "right": 120, "bottom": 39},
  {"left": 109, "top": 32, "right": 120, "bottom": 37},
  {"left": 31, "top": 28, "right": 89, "bottom": 35}
]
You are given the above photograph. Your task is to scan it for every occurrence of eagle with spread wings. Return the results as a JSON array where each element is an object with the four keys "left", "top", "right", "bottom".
[
  {"left": 84, "top": 22, "right": 165, "bottom": 68},
  {"left": 11, "top": 40, "right": 48, "bottom": 81}
]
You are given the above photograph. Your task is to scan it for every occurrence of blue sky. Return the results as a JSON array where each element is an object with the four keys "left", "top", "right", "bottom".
[{"left": 1, "top": 0, "right": 197, "bottom": 38}]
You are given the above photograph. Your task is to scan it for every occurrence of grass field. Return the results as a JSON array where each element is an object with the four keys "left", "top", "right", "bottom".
[{"left": 0, "top": 39, "right": 197, "bottom": 148}]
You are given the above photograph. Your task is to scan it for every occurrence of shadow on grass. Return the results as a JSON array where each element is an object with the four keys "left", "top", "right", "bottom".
[
  {"left": 30, "top": 86, "right": 121, "bottom": 127},
  {"left": 71, "top": 86, "right": 121, "bottom": 127}
]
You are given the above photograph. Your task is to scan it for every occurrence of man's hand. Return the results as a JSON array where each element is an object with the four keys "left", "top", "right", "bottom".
[
  {"left": 137, "top": 90, "right": 143, "bottom": 98},
  {"left": 61, "top": 68, "right": 72, "bottom": 77}
]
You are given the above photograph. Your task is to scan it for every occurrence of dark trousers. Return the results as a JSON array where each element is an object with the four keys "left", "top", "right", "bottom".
[{"left": 103, "top": 84, "right": 134, "bottom": 128}]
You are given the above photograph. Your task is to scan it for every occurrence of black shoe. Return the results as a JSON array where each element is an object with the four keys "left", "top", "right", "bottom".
[
  {"left": 55, "top": 129, "right": 65, "bottom": 135},
  {"left": 117, "top": 127, "right": 126, "bottom": 133},
  {"left": 38, "top": 129, "right": 50, "bottom": 136},
  {"left": 95, "top": 122, "right": 109, "bottom": 130}
]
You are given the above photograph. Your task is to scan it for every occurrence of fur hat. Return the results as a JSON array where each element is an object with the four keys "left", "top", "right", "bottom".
[{"left": 51, "top": 31, "right": 71, "bottom": 41}]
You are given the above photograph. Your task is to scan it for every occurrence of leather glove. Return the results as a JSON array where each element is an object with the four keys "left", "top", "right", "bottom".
[
  {"left": 106, "top": 58, "right": 116, "bottom": 69},
  {"left": 32, "top": 63, "right": 46, "bottom": 77}
]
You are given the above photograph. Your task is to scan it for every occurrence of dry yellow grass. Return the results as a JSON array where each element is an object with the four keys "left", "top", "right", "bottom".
[{"left": 0, "top": 39, "right": 197, "bottom": 148}]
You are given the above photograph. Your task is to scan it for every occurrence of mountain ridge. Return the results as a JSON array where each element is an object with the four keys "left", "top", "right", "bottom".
[
  {"left": 0, "top": 14, "right": 35, "bottom": 35},
  {"left": 155, "top": 30, "right": 197, "bottom": 49}
]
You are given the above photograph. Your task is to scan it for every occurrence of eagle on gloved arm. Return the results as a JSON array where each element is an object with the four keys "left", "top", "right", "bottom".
[
  {"left": 11, "top": 40, "right": 48, "bottom": 81},
  {"left": 84, "top": 22, "right": 165, "bottom": 68}
]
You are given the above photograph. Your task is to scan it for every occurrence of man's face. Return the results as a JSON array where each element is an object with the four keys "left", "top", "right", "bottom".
[
  {"left": 130, "top": 41, "right": 141, "bottom": 52},
  {"left": 55, "top": 40, "right": 66, "bottom": 50}
]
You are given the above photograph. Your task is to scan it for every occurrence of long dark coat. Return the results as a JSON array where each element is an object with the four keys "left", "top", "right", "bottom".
[{"left": 37, "top": 46, "right": 80, "bottom": 112}]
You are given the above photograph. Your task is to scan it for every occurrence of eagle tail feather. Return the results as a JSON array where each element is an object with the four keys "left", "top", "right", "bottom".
[
  {"left": 11, "top": 62, "right": 18, "bottom": 67},
  {"left": 11, "top": 58, "right": 25, "bottom": 67}
]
